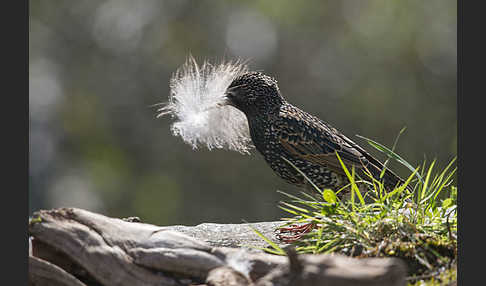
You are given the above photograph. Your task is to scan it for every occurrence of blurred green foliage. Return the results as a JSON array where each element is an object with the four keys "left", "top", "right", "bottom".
[{"left": 29, "top": 0, "right": 456, "bottom": 226}]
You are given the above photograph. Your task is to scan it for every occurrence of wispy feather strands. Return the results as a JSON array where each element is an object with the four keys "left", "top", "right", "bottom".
[{"left": 157, "top": 56, "right": 254, "bottom": 154}]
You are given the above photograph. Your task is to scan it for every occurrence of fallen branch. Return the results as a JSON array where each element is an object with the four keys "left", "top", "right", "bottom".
[{"left": 28, "top": 208, "right": 406, "bottom": 286}]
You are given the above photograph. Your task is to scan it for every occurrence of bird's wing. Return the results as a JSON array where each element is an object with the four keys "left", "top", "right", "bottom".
[
  {"left": 276, "top": 106, "right": 405, "bottom": 188},
  {"left": 276, "top": 110, "right": 369, "bottom": 177}
]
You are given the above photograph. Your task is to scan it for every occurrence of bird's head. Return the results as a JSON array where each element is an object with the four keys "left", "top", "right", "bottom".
[{"left": 224, "top": 72, "right": 285, "bottom": 116}]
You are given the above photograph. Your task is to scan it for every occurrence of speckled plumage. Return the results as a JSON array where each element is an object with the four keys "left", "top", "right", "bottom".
[{"left": 225, "top": 72, "right": 405, "bottom": 194}]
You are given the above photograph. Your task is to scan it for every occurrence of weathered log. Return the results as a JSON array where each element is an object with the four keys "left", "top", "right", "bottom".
[
  {"left": 206, "top": 267, "right": 253, "bottom": 286},
  {"left": 255, "top": 247, "right": 407, "bottom": 286},
  {"left": 28, "top": 208, "right": 407, "bottom": 286},
  {"left": 29, "top": 255, "right": 87, "bottom": 286}
]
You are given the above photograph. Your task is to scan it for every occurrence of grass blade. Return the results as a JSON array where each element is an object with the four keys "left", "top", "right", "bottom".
[
  {"left": 356, "top": 134, "right": 424, "bottom": 184},
  {"left": 245, "top": 222, "right": 285, "bottom": 255}
]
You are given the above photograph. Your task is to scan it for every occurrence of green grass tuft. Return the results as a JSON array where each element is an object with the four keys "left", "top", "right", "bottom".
[{"left": 254, "top": 129, "right": 457, "bottom": 284}]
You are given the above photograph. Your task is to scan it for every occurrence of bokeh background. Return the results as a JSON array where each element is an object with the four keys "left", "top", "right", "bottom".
[{"left": 29, "top": 0, "right": 457, "bottom": 225}]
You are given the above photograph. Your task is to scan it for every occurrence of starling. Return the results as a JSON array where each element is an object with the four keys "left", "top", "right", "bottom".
[{"left": 223, "top": 72, "right": 405, "bottom": 195}]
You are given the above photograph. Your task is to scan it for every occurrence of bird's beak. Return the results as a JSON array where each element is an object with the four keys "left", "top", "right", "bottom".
[
  {"left": 217, "top": 93, "right": 231, "bottom": 107},
  {"left": 220, "top": 84, "right": 244, "bottom": 107},
  {"left": 219, "top": 88, "right": 236, "bottom": 107}
]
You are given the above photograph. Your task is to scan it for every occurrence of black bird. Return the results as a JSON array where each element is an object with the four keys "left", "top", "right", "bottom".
[{"left": 224, "top": 72, "right": 405, "bottom": 195}]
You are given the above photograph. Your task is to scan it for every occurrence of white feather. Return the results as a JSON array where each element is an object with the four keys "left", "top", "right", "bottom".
[{"left": 158, "top": 56, "right": 254, "bottom": 154}]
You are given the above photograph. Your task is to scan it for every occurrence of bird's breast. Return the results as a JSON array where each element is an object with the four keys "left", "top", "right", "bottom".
[
  {"left": 248, "top": 122, "right": 300, "bottom": 182},
  {"left": 247, "top": 118, "right": 271, "bottom": 150}
]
